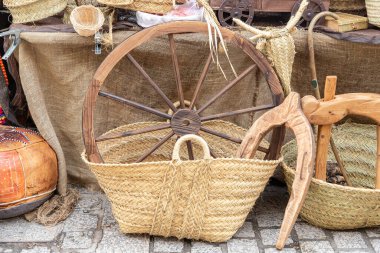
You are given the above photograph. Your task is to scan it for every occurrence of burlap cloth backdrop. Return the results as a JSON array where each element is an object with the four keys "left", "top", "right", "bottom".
[{"left": 14, "top": 29, "right": 380, "bottom": 191}]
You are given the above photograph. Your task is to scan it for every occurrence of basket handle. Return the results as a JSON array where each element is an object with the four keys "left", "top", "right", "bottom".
[{"left": 172, "top": 134, "right": 211, "bottom": 161}]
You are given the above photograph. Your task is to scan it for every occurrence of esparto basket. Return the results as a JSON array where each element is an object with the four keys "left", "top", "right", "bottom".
[
  {"left": 282, "top": 123, "right": 380, "bottom": 230},
  {"left": 70, "top": 5, "right": 105, "bottom": 36},
  {"left": 4, "top": 0, "right": 67, "bottom": 23},
  {"left": 97, "top": 0, "right": 173, "bottom": 14},
  {"left": 330, "top": 0, "right": 366, "bottom": 11},
  {"left": 366, "top": 0, "right": 380, "bottom": 28},
  {"left": 83, "top": 120, "right": 281, "bottom": 242}
]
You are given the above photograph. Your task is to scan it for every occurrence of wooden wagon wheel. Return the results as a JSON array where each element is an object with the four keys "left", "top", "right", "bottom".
[
  {"left": 218, "top": 0, "right": 254, "bottom": 27},
  {"left": 291, "top": 0, "right": 327, "bottom": 27},
  {"left": 83, "top": 21, "right": 285, "bottom": 164}
]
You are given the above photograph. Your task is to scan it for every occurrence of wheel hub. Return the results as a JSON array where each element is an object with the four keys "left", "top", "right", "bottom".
[{"left": 171, "top": 109, "right": 201, "bottom": 136}]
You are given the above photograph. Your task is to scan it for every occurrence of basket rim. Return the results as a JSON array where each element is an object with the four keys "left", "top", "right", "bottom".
[
  {"left": 83, "top": 120, "right": 283, "bottom": 167},
  {"left": 282, "top": 161, "right": 380, "bottom": 193}
]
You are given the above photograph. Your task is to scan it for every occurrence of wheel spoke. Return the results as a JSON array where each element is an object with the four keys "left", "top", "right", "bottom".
[
  {"left": 223, "top": 15, "right": 233, "bottom": 22},
  {"left": 201, "top": 104, "right": 274, "bottom": 121},
  {"left": 136, "top": 131, "right": 175, "bottom": 162},
  {"left": 99, "top": 91, "right": 172, "bottom": 120},
  {"left": 197, "top": 64, "right": 256, "bottom": 114},
  {"left": 200, "top": 126, "right": 242, "bottom": 143},
  {"left": 96, "top": 123, "right": 171, "bottom": 142},
  {"left": 258, "top": 146, "right": 269, "bottom": 154},
  {"left": 127, "top": 54, "right": 177, "bottom": 112},
  {"left": 190, "top": 52, "right": 213, "bottom": 109},
  {"left": 186, "top": 141, "right": 195, "bottom": 160},
  {"left": 168, "top": 34, "right": 185, "bottom": 109}
]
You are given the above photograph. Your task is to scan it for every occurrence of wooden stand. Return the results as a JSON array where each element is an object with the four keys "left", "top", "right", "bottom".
[{"left": 238, "top": 92, "right": 315, "bottom": 250}]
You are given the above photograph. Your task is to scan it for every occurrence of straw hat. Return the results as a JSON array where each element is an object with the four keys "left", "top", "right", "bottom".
[
  {"left": 70, "top": 5, "right": 105, "bottom": 37},
  {"left": 4, "top": 0, "right": 67, "bottom": 24}
]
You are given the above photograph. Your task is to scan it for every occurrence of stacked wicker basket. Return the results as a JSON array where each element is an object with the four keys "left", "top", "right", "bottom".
[
  {"left": 4, "top": 0, "right": 67, "bottom": 23},
  {"left": 366, "top": 0, "right": 380, "bottom": 27}
]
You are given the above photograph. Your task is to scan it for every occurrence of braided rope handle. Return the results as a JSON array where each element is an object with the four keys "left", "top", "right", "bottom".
[{"left": 172, "top": 134, "right": 211, "bottom": 161}]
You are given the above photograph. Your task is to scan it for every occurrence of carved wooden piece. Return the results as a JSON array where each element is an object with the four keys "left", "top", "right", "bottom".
[
  {"left": 302, "top": 92, "right": 380, "bottom": 189},
  {"left": 315, "top": 76, "right": 336, "bottom": 180},
  {"left": 82, "top": 21, "right": 285, "bottom": 163},
  {"left": 238, "top": 92, "right": 315, "bottom": 250}
]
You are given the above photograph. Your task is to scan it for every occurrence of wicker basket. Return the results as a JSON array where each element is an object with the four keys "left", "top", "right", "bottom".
[
  {"left": 97, "top": 0, "right": 173, "bottom": 14},
  {"left": 83, "top": 120, "right": 281, "bottom": 242},
  {"left": 366, "top": 0, "right": 380, "bottom": 28},
  {"left": 330, "top": 0, "right": 366, "bottom": 11},
  {"left": 282, "top": 123, "right": 380, "bottom": 230},
  {"left": 4, "top": 0, "right": 67, "bottom": 23},
  {"left": 70, "top": 5, "right": 105, "bottom": 36}
]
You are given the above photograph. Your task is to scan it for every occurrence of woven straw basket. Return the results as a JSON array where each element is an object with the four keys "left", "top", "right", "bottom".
[
  {"left": 330, "top": 0, "right": 366, "bottom": 11},
  {"left": 83, "top": 120, "right": 281, "bottom": 242},
  {"left": 97, "top": 0, "right": 173, "bottom": 14},
  {"left": 282, "top": 123, "right": 380, "bottom": 230},
  {"left": 70, "top": 5, "right": 105, "bottom": 36},
  {"left": 366, "top": 0, "right": 380, "bottom": 28},
  {"left": 4, "top": 0, "right": 67, "bottom": 23}
]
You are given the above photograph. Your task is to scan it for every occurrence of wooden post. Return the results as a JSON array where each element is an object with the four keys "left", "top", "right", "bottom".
[
  {"left": 376, "top": 125, "right": 380, "bottom": 189},
  {"left": 315, "top": 76, "right": 337, "bottom": 180}
]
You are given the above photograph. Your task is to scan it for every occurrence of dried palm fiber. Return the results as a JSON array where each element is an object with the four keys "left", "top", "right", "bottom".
[
  {"left": 282, "top": 122, "right": 380, "bottom": 230},
  {"left": 82, "top": 120, "right": 281, "bottom": 242},
  {"left": 70, "top": 5, "right": 105, "bottom": 37},
  {"left": 330, "top": 0, "right": 366, "bottom": 11},
  {"left": 233, "top": 0, "right": 311, "bottom": 96},
  {"left": 4, "top": 0, "right": 67, "bottom": 23},
  {"left": 25, "top": 189, "right": 79, "bottom": 226},
  {"left": 366, "top": 0, "right": 380, "bottom": 28}
]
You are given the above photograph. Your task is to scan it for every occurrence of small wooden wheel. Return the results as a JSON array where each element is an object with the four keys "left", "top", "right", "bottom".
[
  {"left": 218, "top": 0, "right": 254, "bottom": 27},
  {"left": 83, "top": 21, "right": 285, "bottom": 163},
  {"left": 291, "top": 0, "right": 327, "bottom": 27}
]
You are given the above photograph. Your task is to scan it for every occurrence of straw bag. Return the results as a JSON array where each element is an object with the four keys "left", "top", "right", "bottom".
[
  {"left": 366, "top": 0, "right": 380, "bottom": 28},
  {"left": 4, "top": 0, "right": 67, "bottom": 23},
  {"left": 83, "top": 120, "right": 281, "bottom": 242},
  {"left": 330, "top": 0, "right": 366, "bottom": 11},
  {"left": 282, "top": 123, "right": 380, "bottom": 230}
]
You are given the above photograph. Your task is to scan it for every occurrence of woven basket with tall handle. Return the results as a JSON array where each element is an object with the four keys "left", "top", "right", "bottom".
[{"left": 83, "top": 122, "right": 281, "bottom": 242}]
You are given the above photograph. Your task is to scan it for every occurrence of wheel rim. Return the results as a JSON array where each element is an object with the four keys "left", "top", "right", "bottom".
[
  {"left": 218, "top": 0, "right": 254, "bottom": 27},
  {"left": 83, "top": 21, "right": 284, "bottom": 164}
]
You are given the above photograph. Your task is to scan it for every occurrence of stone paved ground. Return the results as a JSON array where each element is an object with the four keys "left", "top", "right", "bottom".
[{"left": 1, "top": 184, "right": 379, "bottom": 253}]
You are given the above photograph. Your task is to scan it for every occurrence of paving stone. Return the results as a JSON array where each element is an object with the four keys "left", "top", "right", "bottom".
[
  {"left": 20, "top": 247, "right": 51, "bottom": 253},
  {"left": 300, "top": 241, "right": 334, "bottom": 253},
  {"left": 102, "top": 199, "right": 117, "bottom": 227},
  {"left": 0, "top": 247, "right": 16, "bottom": 253},
  {"left": 153, "top": 237, "right": 184, "bottom": 253},
  {"left": 0, "top": 218, "right": 63, "bottom": 243},
  {"left": 63, "top": 211, "right": 98, "bottom": 232},
  {"left": 264, "top": 248, "right": 297, "bottom": 253},
  {"left": 62, "top": 231, "right": 94, "bottom": 249},
  {"left": 233, "top": 222, "right": 255, "bottom": 238},
  {"left": 96, "top": 228, "right": 149, "bottom": 253},
  {"left": 294, "top": 223, "right": 326, "bottom": 240},
  {"left": 190, "top": 242, "right": 223, "bottom": 253},
  {"left": 76, "top": 194, "right": 103, "bottom": 211},
  {"left": 332, "top": 231, "right": 367, "bottom": 249},
  {"left": 366, "top": 228, "right": 380, "bottom": 238},
  {"left": 256, "top": 211, "right": 285, "bottom": 228},
  {"left": 371, "top": 239, "right": 380, "bottom": 253},
  {"left": 260, "top": 229, "right": 293, "bottom": 246},
  {"left": 227, "top": 239, "right": 259, "bottom": 253}
]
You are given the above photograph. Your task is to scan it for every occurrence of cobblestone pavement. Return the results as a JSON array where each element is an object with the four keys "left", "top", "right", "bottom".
[{"left": 1, "top": 184, "right": 379, "bottom": 253}]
